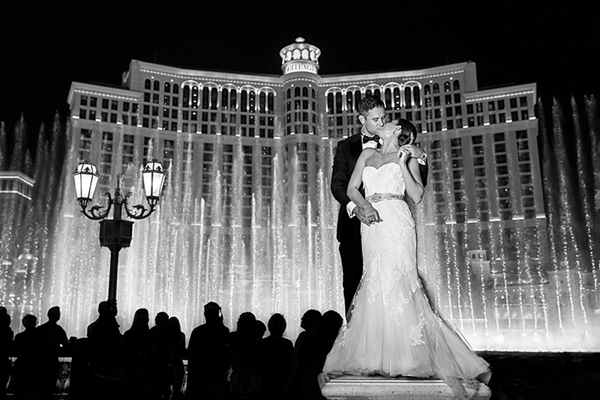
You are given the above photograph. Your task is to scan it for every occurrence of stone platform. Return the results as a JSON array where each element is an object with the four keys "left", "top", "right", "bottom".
[{"left": 320, "top": 375, "right": 491, "bottom": 399}]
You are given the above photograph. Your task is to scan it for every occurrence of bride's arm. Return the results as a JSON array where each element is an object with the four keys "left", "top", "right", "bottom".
[
  {"left": 399, "top": 153, "right": 424, "bottom": 204},
  {"left": 347, "top": 150, "right": 381, "bottom": 223}
]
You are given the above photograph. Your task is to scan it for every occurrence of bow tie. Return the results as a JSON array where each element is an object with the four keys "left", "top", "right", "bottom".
[{"left": 362, "top": 134, "right": 381, "bottom": 147}]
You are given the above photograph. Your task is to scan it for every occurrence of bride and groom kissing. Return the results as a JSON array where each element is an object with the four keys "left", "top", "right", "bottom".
[{"left": 326, "top": 96, "right": 492, "bottom": 399}]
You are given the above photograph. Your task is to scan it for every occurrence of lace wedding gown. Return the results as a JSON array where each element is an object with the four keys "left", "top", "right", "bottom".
[{"left": 324, "top": 162, "right": 489, "bottom": 398}]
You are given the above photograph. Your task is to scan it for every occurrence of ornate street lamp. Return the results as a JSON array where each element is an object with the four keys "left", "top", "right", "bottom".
[{"left": 73, "top": 159, "right": 166, "bottom": 305}]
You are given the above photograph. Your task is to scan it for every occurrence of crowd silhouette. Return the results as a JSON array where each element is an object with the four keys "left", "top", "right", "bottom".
[{"left": 0, "top": 303, "right": 343, "bottom": 400}]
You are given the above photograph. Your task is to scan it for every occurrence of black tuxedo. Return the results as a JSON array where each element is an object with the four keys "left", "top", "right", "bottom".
[{"left": 331, "top": 133, "right": 428, "bottom": 315}]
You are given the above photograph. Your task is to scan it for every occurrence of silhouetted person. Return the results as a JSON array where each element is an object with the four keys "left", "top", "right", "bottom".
[
  {"left": 256, "top": 319, "right": 266, "bottom": 340},
  {"left": 0, "top": 306, "right": 14, "bottom": 399},
  {"left": 286, "top": 309, "right": 321, "bottom": 397},
  {"left": 33, "top": 306, "right": 68, "bottom": 400},
  {"left": 230, "top": 312, "right": 262, "bottom": 400},
  {"left": 86, "top": 301, "right": 125, "bottom": 400},
  {"left": 150, "top": 311, "right": 171, "bottom": 400},
  {"left": 10, "top": 314, "right": 37, "bottom": 399},
  {"left": 187, "top": 301, "right": 231, "bottom": 400},
  {"left": 288, "top": 310, "right": 343, "bottom": 400},
  {"left": 123, "top": 308, "right": 154, "bottom": 399},
  {"left": 167, "top": 316, "right": 186, "bottom": 400},
  {"left": 258, "top": 313, "right": 293, "bottom": 400}
]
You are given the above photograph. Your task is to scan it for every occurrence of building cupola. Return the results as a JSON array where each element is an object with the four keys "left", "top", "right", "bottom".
[{"left": 279, "top": 37, "right": 321, "bottom": 76}]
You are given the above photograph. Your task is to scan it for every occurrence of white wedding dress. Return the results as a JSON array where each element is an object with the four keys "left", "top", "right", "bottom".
[{"left": 324, "top": 162, "right": 489, "bottom": 399}]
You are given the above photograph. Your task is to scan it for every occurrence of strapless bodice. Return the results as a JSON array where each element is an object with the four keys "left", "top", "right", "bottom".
[{"left": 362, "top": 162, "right": 405, "bottom": 197}]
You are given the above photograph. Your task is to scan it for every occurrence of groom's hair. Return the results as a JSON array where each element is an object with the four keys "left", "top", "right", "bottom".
[
  {"left": 396, "top": 119, "right": 417, "bottom": 146},
  {"left": 357, "top": 95, "right": 385, "bottom": 117}
]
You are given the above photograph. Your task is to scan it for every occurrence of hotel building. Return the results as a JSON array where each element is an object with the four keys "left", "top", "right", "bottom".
[{"left": 66, "top": 37, "right": 559, "bottom": 329}]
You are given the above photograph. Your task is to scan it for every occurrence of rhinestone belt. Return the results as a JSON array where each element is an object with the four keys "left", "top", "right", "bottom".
[{"left": 366, "top": 193, "right": 405, "bottom": 203}]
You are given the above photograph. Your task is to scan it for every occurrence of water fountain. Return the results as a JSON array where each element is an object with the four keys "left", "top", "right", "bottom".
[{"left": 1, "top": 95, "right": 599, "bottom": 351}]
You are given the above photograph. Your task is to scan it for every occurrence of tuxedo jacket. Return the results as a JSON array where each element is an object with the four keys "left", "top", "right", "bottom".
[{"left": 331, "top": 133, "right": 428, "bottom": 243}]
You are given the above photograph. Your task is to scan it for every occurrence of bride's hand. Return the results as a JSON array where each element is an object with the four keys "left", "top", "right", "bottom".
[
  {"left": 362, "top": 203, "right": 382, "bottom": 225},
  {"left": 398, "top": 148, "right": 410, "bottom": 164}
]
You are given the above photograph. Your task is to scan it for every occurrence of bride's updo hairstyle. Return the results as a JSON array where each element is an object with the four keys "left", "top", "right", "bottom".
[{"left": 396, "top": 119, "right": 417, "bottom": 146}]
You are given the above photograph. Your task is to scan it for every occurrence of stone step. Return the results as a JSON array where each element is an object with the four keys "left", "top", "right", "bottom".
[{"left": 320, "top": 375, "right": 491, "bottom": 400}]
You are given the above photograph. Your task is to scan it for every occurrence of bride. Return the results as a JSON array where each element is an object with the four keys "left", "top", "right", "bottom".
[{"left": 323, "top": 119, "right": 492, "bottom": 399}]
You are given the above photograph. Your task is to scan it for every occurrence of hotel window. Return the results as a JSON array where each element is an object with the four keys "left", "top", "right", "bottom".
[
  {"left": 498, "top": 113, "right": 506, "bottom": 123},
  {"left": 447, "top": 120, "right": 454, "bottom": 130},
  {"left": 445, "top": 95, "right": 452, "bottom": 105},
  {"left": 144, "top": 93, "right": 151, "bottom": 102},
  {"left": 454, "top": 93, "right": 461, "bottom": 103},
  {"left": 153, "top": 80, "right": 160, "bottom": 91},
  {"left": 111, "top": 100, "right": 118, "bottom": 110},
  {"left": 101, "top": 112, "right": 108, "bottom": 122},
  {"left": 102, "top": 99, "right": 109, "bottom": 109},
  {"left": 123, "top": 102, "right": 130, "bottom": 112},
  {"left": 79, "top": 129, "right": 92, "bottom": 161},
  {"left": 145, "top": 79, "right": 151, "bottom": 89},
  {"left": 90, "top": 97, "right": 97, "bottom": 107},
  {"left": 444, "top": 81, "right": 451, "bottom": 92},
  {"left": 497, "top": 99, "right": 505, "bottom": 110},
  {"left": 153, "top": 94, "right": 159, "bottom": 104},
  {"left": 521, "top": 110, "right": 529, "bottom": 120},
  {"left": 453, "top": 80, "right": 460, "bottom": 91},
  {"left": 433, "top": 83, "right": 440, "bottom": 94},
  {"left": 110, "top": 113, "right": 117, "bottom": 124},
  {"left": 520, "top": 96, "right": 528, "bottom": 107},
  {"left": 489, "top": 115, "right": 497, "bottom": 124},
  {"left": 80, "top": 95, "right": 88, "bottom": 106},
  {"left": 434, "top": 96, "right": 440, "bottom": 106},
  {"left": 488, "top": 102, "right": 495, "bottom": 111},
  {"left": 164, "top": 82, "right": 171, "bottom": 93},
  {"left": 466, "top": 104, "right": 474, "bottom": 114},
  {"left": 79, "top": 109, "right": 87, "bottom": 119},
  {"left": 122, "top": 134, "right": 134, "bottom": 169},
  {"left": 89, "top": 110, "right": 96, "bottom": 120},
  {"left": 511, "top": 111, "right": 519, "bottom": 122},
  {"left": 510, "top": 98, "right": 518, "bottom": 108}
]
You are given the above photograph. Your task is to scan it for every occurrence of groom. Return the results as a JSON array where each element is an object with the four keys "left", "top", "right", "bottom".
[{"left": 331, "top": 95, "right": 429, "bottom": 315}]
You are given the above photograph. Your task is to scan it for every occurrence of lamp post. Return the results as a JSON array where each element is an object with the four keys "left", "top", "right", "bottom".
[{"left": 73, "top": 160, "right": 166, "bottom": 306}]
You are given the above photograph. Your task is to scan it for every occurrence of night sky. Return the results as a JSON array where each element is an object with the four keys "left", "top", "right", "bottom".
[{"left": 1, "top": 0, "right": 598, "bottom": 133}]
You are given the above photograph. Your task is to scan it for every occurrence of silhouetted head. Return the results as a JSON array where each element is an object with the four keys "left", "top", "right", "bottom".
[
  {"left": 267, "top": 313, "right": 287, "bottom": 337},
  {"left": 168, "top": 316, "right": 181, "bottom": 333},
  {"left": 236, "top": 312, "right": 257, "bottom": 335},
  {"left": 300, "top": 309, "right": 322, "bottom": 332},
  {"left": 131, "top": 308, "right": 149, "bottom": 331},
  {"left": 47, "top": 306, "right": 61, "bottom": 323},
  {"left": 204, "top": 302, "right": 222, "bottom": 323},
  {"left": 98, "top": 301, "right": 115, "bottom": 318},
  {"left": 155, "top": 311, "right": 169, "bottom": 326},
  {"left": 256, "top": 319, "right": 266, "bottom": 339},
  {"left": 22, "top": 314, "right": 37, "bottom": 330},
  {"left": 320, "top": 310, "right": 343, "bottom": 342}
]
